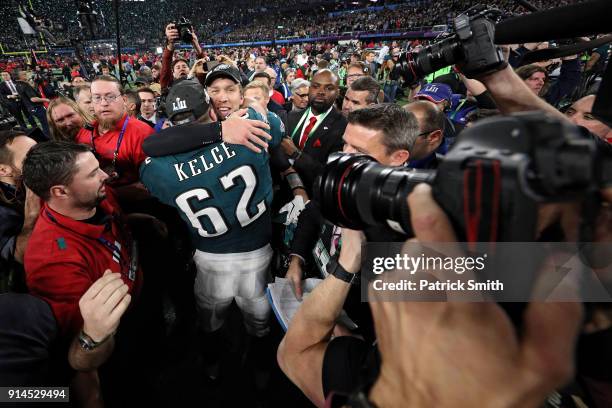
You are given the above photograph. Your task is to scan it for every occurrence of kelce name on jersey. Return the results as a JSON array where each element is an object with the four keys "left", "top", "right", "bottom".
[{"left": 173, "top": 142, "right": 237, "bottom": 182}]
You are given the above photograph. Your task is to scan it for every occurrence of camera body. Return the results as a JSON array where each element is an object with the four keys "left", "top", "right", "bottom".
[
  {"left": 315, "top": 113, "right": 612, "bottom": 242},
  {"left": 174, "top": 17, "right": 194, "bottom": 43},
  {"left": 399, "top": 8, "right": 507, "bottom": 86}
]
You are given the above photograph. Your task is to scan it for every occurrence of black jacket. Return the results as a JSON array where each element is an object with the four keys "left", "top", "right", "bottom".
[
  {"left": 287, "top": 107, "right": 347, "bottom": 192},
  {"left": 0, "top": 82, "right": 21, "bottom": 109}
]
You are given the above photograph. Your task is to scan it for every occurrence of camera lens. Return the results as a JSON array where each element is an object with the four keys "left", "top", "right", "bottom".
[{"left": 314, "top": 154, "right": 435, "bottom": 234}]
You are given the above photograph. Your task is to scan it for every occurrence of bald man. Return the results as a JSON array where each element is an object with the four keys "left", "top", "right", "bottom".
[
  {"left": 282, "top": 69, "right": 347, "bottom": 192},
  {"left": 565, "top": 95, "right": 612, "bottom": 143}
]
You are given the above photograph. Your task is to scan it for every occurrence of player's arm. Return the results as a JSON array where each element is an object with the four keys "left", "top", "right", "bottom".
[{"left": 142, "top": 115, "right": 271, "bottom": 156}]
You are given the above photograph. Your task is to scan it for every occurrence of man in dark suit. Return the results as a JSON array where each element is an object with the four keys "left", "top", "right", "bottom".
[
  {"left": 0, "top": 72, "right": 35, "bottom": 129},
  {"left": 281, "top": 69, "right": 347, "bottom": 193}
]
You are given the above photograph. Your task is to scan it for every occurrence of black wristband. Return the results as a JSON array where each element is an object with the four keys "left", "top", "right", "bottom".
[{"left": 328, "top": 257, "right": 356, "bottom": 284}]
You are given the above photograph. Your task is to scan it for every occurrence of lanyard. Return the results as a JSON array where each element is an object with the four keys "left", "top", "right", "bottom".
[
  {"left": 90, "top": 116, "right": 130, "bottom": 167},
  {"left": 290, "top": 107, "right": 332, "bottom": 143},
  {"left": 45, "top": 208, "right": 130, "bottom": 270}
]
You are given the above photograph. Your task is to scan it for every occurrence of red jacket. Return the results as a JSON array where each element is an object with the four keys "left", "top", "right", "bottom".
[
  {"left": 76, "top": 114, "right": 153, "bottom": 186},
  {"left": 25, "top": 191, "right": 142, "bottom": 339}
]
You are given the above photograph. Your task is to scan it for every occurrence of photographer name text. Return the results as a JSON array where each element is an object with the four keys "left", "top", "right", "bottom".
[{"left": 372, "top": 279, "right": 504, "bottom": 292}]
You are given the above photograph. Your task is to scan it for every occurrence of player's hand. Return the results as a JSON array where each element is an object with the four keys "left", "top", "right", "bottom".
[
  {"left": 281, "top": 138, "right": 298, "bottom": 157},
  {"left": 165, "top": 23, "right": 179, "bottom": 43},
  {"left": 368, "top": 184, "right": 582, "bottom": 408},
  {"left": 222, "top": 110, "right": 271, "bottom": 153},
  {"left": 22, "top": 187, "right": 41, "bottom": 231},
  {"left": 79, "top": 270, "right": 131, "bottom": 342},
  {"left": 286, "top": 256, "right": 304, "bottom": 301}
]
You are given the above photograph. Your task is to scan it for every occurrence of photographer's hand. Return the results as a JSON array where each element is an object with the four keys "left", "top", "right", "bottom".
[
  {"left": 368, "top": 184, "right": 582, "bottom": 408},
  {"left": 190, "top": 28, "right": 203, "bottom": 56},
  {"left": 165, "top": 23, "right": 179, "bottom": 50}
]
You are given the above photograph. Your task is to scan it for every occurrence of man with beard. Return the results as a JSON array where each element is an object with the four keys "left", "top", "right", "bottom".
[
  {"left": 47, "top": 97, "right": 92, "bottom": 142},
  {"left": 23, "top": 142, "right": 142, "bottom": 338},
  {"left": 282, "top": 69, "right": 347, "bottom": 192},
  {"left": 75, "top": 75, "right": 154, "bottom": 190},
  {"left": 22, "top": 142, "right": 143, "bottom": 403},
  {"left": 0, "top": 130, "right": 38, "bottom": 292}
]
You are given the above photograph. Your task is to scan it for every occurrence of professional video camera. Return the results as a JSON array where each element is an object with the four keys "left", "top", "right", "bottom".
[
  {"left": 174, "top": 17, "right": 194, "bottom": 43},
  {"left": 315, "top": 113, "right": 612, "bottom": 242},
  {"left": 397, "top": 6, "right": 507, "bottom": 87}
]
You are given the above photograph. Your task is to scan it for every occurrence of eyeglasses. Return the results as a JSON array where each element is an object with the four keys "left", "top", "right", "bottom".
[
  {"left": 295, "top": 93, "right": 309, "bottom": 98},
  {"left": 92, "top": 94, "right": 121, "bottom": 104}
]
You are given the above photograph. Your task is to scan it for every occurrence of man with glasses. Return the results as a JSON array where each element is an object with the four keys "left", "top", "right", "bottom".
[
  {"left": 286, "top": 79, "right": 310, "bottom": 112},
  {"left": 403, "top": 100, "right": 447, "bottom": 169},
  {"left": 75, "top": 75, "right": 154, "bottom": 189}
]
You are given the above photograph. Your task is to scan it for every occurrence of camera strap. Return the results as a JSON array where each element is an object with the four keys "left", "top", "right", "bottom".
[{"left": 463, "top": 159, "right": 502, "bottom": 244}]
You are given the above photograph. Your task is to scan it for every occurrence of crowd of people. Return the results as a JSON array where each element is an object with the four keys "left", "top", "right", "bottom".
[
  {"left": 0, "top": 0, "right": 611, "bottom": 407},
  {"left": 0, "top": 0, "right": 582, "bottom": 52}
]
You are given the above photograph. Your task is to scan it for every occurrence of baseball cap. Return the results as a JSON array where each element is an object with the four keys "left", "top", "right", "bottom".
[
  {"left": 165, "top": 79, "right": 210, "bottom": 125},
  {"left": 415, "top": 83, "right": 452, "bottom": 104},
  {"left": 205, "top": 63, "right": 241, "bottom": 87}
]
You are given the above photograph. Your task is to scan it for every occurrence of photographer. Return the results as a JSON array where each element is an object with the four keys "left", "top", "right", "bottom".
[
  {"left": 160, "top": 21, "right": 204, "bottom": 91},
  {"left": 285, "top": 104, "right": 415, "bottom": 307},
  {"left": 279, "top": 181, "right": 591, "bottom": 407}
]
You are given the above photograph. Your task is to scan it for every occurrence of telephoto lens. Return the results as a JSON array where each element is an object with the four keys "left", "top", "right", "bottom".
[{"left": 314, "top": 154, "right": 435, "bottom": 234}]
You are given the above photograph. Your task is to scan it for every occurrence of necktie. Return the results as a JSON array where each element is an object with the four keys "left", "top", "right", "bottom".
[
  {"left": 299, "top": 116, "right": 317, "bottom": 149},
  {"left": 7, "top": 81, "right": 17, "bottom": 95}
]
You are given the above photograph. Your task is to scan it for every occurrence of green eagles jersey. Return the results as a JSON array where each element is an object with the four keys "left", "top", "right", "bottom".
[{"left": 140, "top": 108, "right": 284, "bottom": 254}]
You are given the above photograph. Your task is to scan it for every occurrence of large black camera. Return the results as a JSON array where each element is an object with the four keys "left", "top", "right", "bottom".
[
  {"left": 398, "top": 7, "right": 507, "bottom": 86},
  {"left": 315, "top": 113, "right": 612, "bottom": 242},
  {"left": 174, "top": 17, "right": 194, "bottom": 43}
]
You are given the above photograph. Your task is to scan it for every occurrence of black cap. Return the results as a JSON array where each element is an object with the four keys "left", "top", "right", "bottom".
[
  {"left": 205, "top": 63, "right": 241, "bottom": 87},
  {"left": 165, "top": 79, "right": 210, "bottom": 125}
]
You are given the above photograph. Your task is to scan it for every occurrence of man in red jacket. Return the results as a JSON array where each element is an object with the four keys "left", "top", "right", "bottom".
[
  {"left": 23, "top": 141, "right": 142, "bottom": 341},
  {"left": 75, "top": 75, "right": 153, "bottom": 202}
]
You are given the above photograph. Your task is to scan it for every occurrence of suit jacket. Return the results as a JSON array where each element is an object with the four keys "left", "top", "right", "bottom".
[
  {"left": 0, "top": 82, "right": 21, "bottom": 109},
  {"left": 287, "top": 107, "right": 347, "bottom": 192}
]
